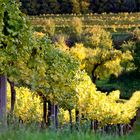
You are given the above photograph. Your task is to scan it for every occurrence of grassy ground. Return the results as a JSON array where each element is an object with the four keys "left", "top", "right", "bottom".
[{"left": 0, "top": 128, "right": 140, "bottom": 140}]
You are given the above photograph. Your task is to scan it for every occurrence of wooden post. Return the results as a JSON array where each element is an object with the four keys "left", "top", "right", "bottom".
[{"left": 0, "top": 75, "right": 7, "bottom": 129}]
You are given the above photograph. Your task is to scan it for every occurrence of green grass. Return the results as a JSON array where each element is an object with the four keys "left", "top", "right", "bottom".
[{"left": 1, "top": 128, "right": 140, "bottom": 140}]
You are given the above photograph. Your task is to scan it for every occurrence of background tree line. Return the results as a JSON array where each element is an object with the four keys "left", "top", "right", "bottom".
[{"left": 19, "top": 0, "right": 140, "bottom": 15}]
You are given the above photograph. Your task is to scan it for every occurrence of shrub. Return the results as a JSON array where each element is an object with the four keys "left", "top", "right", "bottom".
[
  {"left": 7, "top": 84, "right": 43, "bottom": 123},
  {"left": 82, "top": 26, "right": 112, "bottom": 49},
  {"left": 69, "top": 17, "right": 83, "bottom": 41}
]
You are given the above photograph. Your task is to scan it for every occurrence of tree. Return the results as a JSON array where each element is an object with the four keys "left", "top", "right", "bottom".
[
  {"left": 80, "top": 0, "right": 90, "bottom": 14},
  {"left": 0, "top": 0, "right": 33, "bottom": 128},
  {"left": 70, "top": 27, "right": 123, "bottom": 83},
  {"left": 20, "top": 0, "right": 38, "bottom": 15},
  {"left": 120, "top": 39, "right": 140, "bottom": 73},
  {"left": 69, "top": 17, "right": 83, "bottom": 45},
  {"left": 89, "top": 0, "right": 137, "bottom": 13},
  {"left": 15, "top": 33, "right": 50, "bottom": 126},
  {"left": 120, "top": 0, "right": 137, "bottom": 12},
  {"left": 58, "top": 0, "right": 73, "bottom": 14},
  {"left": 89, "top": 0, "right": 106, "bottom": 13},
  {"left": 136, "top": 0, "right": 140, "bottom": 11},
  {"left": 36, "top": 0, "right": 60, "bottom": 14},
  {"left": 48, "top": 0, "right": 60, "bottom": 14},
  {"left": 71, "top": 0, "right": 81, "bottom": 14},
  {"left": 42, "top": 44, "right": 80, "bottom": 128},
  {"left": 18, "top": 32, "right": 81, "bottom": 128}
]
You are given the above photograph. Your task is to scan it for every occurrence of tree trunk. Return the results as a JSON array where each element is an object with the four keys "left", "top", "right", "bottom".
[
  {"left": 47, "top": 102, "right": 58, "bottom": 129},
  {"left": 47, "top": 100, "right": 51, "bottom": 127},
  {"left": 91, "top": 64, "right": 100, "bottom": 83},
  {"left": 90, "top": 120, "right": 98, "bottom": 132},
  {"left": 69, "top": 109, "right": 73, "bottom": 131},
  {"left": 42, "top": 97, "right": 47, "bottom": 127},
  {"left": 55, "top": 105, "right": 58, "bottom": 129},
  {"left": 90, "top": 120, "right": 94, "bottom": 131},
  {"left": 8, "top": 79, "right": 16, "bottom": 113},
  {"left": 51, "top": 103, "right": 55, "bottom": 128},
  {"left": 0, "top": 75, "right": 7, "bottom": 129},
  {"left": 91, "top": 58, "right": 111, "bottom": 83},
  {"left": 117, "top": 124, "right": 124, "bottom": 136},
  {"left": 94, "top": 120, "right": 99, "bottom": 133},
  {"left": 76, "top": 110, "right": 80, "bottom": 130}
]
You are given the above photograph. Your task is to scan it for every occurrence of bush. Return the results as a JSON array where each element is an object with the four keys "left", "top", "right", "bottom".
[
  {"left": 7, "top": 84, "right": 43, "bottom": 123},
  {"left": 38, "top": 18, "right": 56, "bottom": 37},
  {"left": 82, "top": 26, "right": 112, "bottom": 49},
  {"left": 133, "top": 28, "right": 140, "bottom": 41},
  {"left": 69, "top": 17, "right": 83, "bottom": 41}
]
